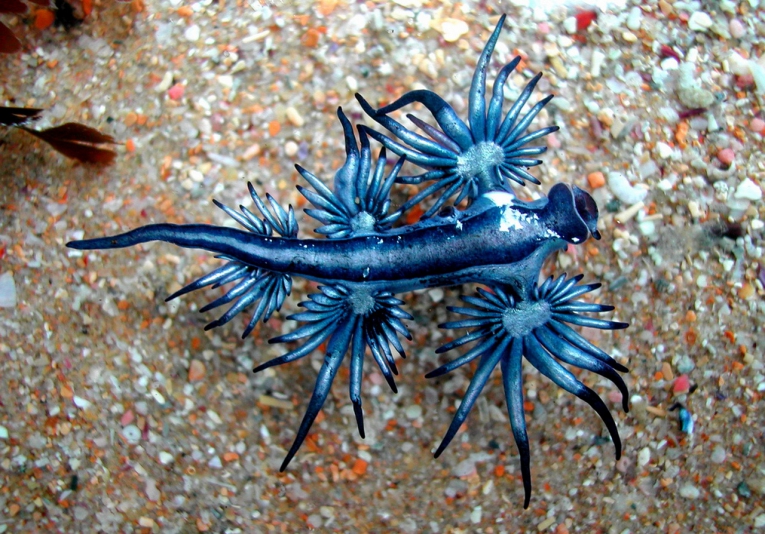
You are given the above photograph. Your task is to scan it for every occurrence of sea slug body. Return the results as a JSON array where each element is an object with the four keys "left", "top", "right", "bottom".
[{"left": 67, "top": 14, "right": 628, "bottom": 508}]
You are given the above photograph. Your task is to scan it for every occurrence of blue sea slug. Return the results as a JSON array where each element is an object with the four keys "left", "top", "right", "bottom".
[{"left": 67, "top": 15, "right": 628, "bottom": 508}]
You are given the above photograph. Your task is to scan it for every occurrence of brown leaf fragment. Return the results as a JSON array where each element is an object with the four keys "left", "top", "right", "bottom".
[
  {"left": 0, "top": 0, "right": 28, "bottom": 14},
  {"left": 20, "top": 122, "right": 117, "bottom": 164},
  {"left": 0, "top": 20, "right": 22, "bottom": 54},
  {"left": 0, "top": 106, "right": 44, "bottom": 126},
  {"left": 33, "top": 122, "right": 116, "bottom": 145}
]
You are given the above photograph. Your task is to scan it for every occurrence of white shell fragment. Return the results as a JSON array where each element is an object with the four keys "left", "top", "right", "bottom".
[
  {"left": 608, "top": 172, "right": 648, "bottom": 205},
  {"left": 676, "top": 62, "right": 715, "bottom": 108},
  {"left": 687, "top": 11, "right": 713, "bottom": 32},
  {"left": 748, "top": 60, "right": 765, "bottom": 96},
  {"left": 590, "top": 50, "right": 606, "bottom": 77},
  {"left": 431, "top": 18, "right": 469, "bottom": 43},
  {"left": 734, "top": 178, "right": 763, "bottom": 201}
]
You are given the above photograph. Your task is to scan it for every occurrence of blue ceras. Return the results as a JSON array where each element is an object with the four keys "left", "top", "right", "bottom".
[{"left": 67, "top": 14, "right": 629, "bottom": 508}]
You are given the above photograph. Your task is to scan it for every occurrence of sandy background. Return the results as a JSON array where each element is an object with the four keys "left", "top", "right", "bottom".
[{"left": 1, "top": 0, "right": 764, "bottom": 532}]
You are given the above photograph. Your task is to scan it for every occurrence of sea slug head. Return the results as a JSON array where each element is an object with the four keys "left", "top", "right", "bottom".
[
  {"left": 545, "top": 183, "right": 601, "bottom": 245},
  {"left": 483, "top": 183, "right": 601, "bottom": 246},
  {"left": 571, "top": 184, "right": 601, "bottom": 240}
]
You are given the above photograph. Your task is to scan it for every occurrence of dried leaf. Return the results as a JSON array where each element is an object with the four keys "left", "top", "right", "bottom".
[
  {"left": 0, "top": 0, "right": 28, "bottom": 14},
  {"left": 20, "top": 122, "right": 117, "bottom": 164},
  {"left": 0, "top": 106, "right": 44, "bottom": 126},
  {"left": 0, "top": 20, "right": 22, "bottom": 54}
]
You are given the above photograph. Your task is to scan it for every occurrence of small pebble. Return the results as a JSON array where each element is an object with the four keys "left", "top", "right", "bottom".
[
  {"left": 470, "top": 506, "right": 482, "bottom": 524},
  {"left": 590, "top": 50, "right": 605, "bottom": 78},
  {"left": 188, "top": 169, "right": 204, "bottom": 183},
  {"left": 284, "top": 140, "right": 298, "bottom": 157},
  {"left": 428, "top": 287, "right": 444, "bottom": 303},
  {"left": 404, "top": 404, "right": 422, "bottom": 420},
  {"left": 687, "top": 11, "right": 712, "bottom": 32},
  {"left": 737, "top": 481, "right": 751, "bottom": 498},
  {"left": 436, "top": 18, "right": 469, "bottom": 43},
  {"left": 661, "top": 362, "right": 674, "bottom": 381},
  {"left": 168, "top": 83, "right": 185, "bottom": 101},
  {"left": 285, "top": 106, "right": 304, "bottom": 127},
  {"left": 155, "top": 71, "right": 173, "bottom": 92},
  {"left": 453, "top": 458, "right": 477, "bottom": 478},
  {"left": 748, "top": 60, "right": 765, "bottom": 95},
  {"left": 717, "top": 148, "right": 735, "bottom": 165},
  {"left": 0, "top": 425, "right": 8, "bottom": 439},
  {"left": 242, "top": 143, "right": 261, "bottom": 161},
  {"left": 73, "top": 396, "right": 91, "bottom": 410},
  {"left": 608, "top": 172, "right": 647, "bottom": 205},
  {"left": 217, "top": 74, "right": 233, "bottom": 89},
  {"left": 615, "top": 456, "right": 631, "bottom": 474},
  {"left": 562, "top": 16, "right": 577, "bottom": 35},
  {"left": 0, "top": 272, "right": 17, "bottom": 308},
  {"left": 122, "top": 425, "right": 141, "bottom": 445},
  {"left": 158, "top": 451, "right": 174, "bottom": 465},
  {"left": 673, "top": 375, "right": 690, "bottom": 394},
  {"left": 637, "top": 446, "right": 650, "bottom": 467},
  {"left": 679, "top": 484, "right": 700, "bottom": 499},
  {"left": 207, "top": 410, "right": 223, "bottom": 425},
  {"left": 188, "top": 360, "right": 206, "bottom": 382},
  {"left": 626, "top": 6, "right": 642, "bottom": 31},
  {"left": 145, "top": 478, "right": 161, "bottom": 502},
  {"left": 751, "top": 117, "right": 765, "bottom": 134},
  {"left": 587, "top": 171, "right": 605, "bottom": 189},
  {"left": 710, "top": 445, "right": 726, "bottom": 464},
  {"left": 676, "top": 63, "right": 715, "bottom": 108},
  {"left": 729, "top": 19, "right": 745, "bottom": 39},
  {"left": 678, "top": 407, "right": 694, "bottom": 434},
  {"left": 677, "top": 356, "right": 695, "bottom": 374},
  {"left": 120, "top": 409, "right": 134, "bottom": 426},
  {"left": 184, "top": 24, "right": 201, "bottom": 42},
  {"left": 734, "top": 178, "right": 763, "bottom": 201},
  {"left": 660, "top": 57, "right": 679, "bottom": 71},
  {"left": 655, "top": 141, "right": 673, "bottom": 159}
]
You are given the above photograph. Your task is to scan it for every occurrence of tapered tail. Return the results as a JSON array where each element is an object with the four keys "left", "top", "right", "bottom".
[
  {"left": 67, "top": 223, "right": 287, "bottom": 271},
  {"left": 69, "top": 224, "right": 214, "bottom": 251}
]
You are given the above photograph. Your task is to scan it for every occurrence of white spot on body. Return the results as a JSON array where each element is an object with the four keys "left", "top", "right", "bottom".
[
  {"left": 485, "top": 191, "right": 560, "bottom": 239},
  {"left": 484, "top": 191, "right": 515, "bottom": 207}
]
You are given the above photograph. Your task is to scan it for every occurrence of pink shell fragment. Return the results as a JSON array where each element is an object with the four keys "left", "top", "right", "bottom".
[
  {"left": 168, "top": 83, "right": 185, "bottom": 101},
  {"left": 120, "top": 409, "right": 135, "bottom": 426},
  {"left": 673, "top": 374, "right": 690, "bottom": 394}
]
